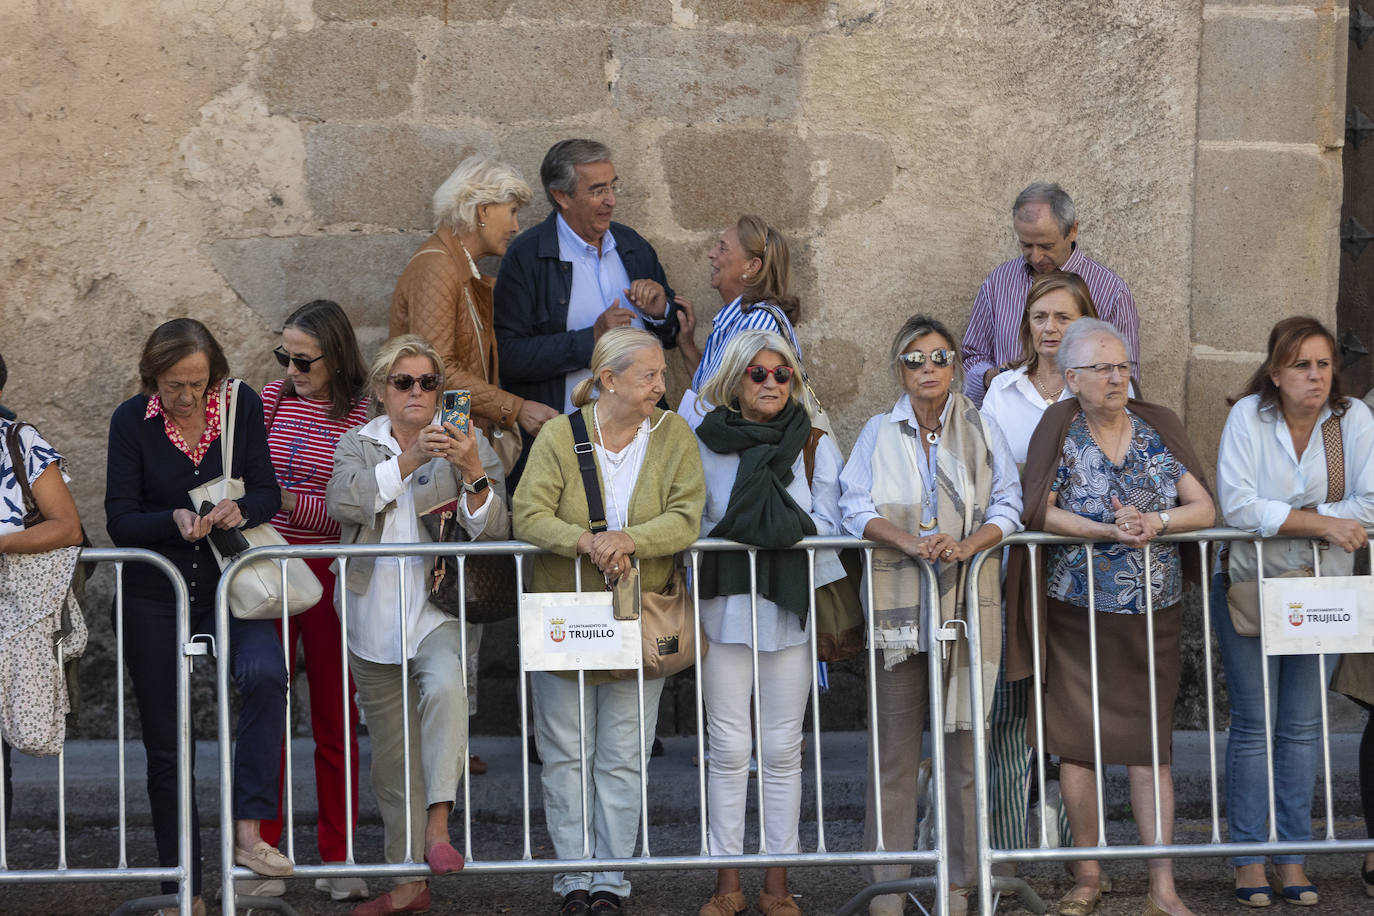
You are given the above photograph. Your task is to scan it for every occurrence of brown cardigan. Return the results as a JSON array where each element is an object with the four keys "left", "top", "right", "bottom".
[
  {"left": 389, "top": 225, "right": 523, "bottom": 433},
  {"left": 1003, "top": 397, "right": 1216, "bottom": 683}
]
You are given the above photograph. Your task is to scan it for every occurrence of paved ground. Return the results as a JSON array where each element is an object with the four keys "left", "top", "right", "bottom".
[{"left": 0, "top": 733, "right": 1368, "bottom": 915}]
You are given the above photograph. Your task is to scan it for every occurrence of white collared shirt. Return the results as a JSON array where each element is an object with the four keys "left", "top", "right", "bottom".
[
  {"left": 980, "top": 366, "right": 1073, "bottom": 466},
  {"left": 557, "top": 214, "right": 638, "bottom": 413},
  {"left": 345, "top": 415, "right": 492, "bottom": 665},
  {"left": 1218, "top": 394, "right": 1374, "bottom": 581}
]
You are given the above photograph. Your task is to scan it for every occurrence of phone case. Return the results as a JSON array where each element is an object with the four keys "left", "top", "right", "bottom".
[
  {"left": 441, "top": 389, "right": 471, "bottom": 435},
  {"left": 612, "top": 567, "right": 641, "bottom": 620}
]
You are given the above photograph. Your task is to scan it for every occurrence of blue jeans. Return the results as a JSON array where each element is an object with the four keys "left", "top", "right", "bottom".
[{"left": 1212, "top": 572, "right": 1324, "bottom": 866}]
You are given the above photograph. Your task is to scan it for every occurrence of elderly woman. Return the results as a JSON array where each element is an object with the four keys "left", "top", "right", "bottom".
[
  {"left": 675, "top": 215, "right": 805, "bottom": 425},
  {"left": 839, "top": 315, "right": 1022, "bottom": 916},
  {"left": 256, "top": 299, "right": 371, "bottom": 902},
  {"left": 326, "top": 335, "right": 508, "bottom": 916},
  {"left": 693, "top": 330, "right": 844, "bottom": 916},
  {"left": 106, "top": 319, "right": 289, "bottom": 916},
  {"left": 513, "top": 328, "right": 704, "bottom": 916},
  {"left": 1213, "top": 316, "right": 1374, "bottom": 907},
  {"left": 1006, "top": 318, "right": 1215, "bottom": 916}
]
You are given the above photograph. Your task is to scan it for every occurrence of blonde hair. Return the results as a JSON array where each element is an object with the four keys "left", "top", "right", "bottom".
[
  {"left": 367, "top": 334, "right": 444, "bottom": 415},
  {"left": 735, "top": 214, "right": 799, "bottom": 320},
  {"left": 570, "top": 328, "right": 661, "bottom": 408},
  {"left": 432, "top": 155, "right": 533, "bottom": 233},
  {"left": 698, "top": 329, "right": 805, "bottom": 416}
]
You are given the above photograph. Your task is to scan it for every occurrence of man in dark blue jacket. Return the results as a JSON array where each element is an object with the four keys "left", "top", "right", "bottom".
[{"left": 494, "top": 139, "right": 679, "bottom": 486}]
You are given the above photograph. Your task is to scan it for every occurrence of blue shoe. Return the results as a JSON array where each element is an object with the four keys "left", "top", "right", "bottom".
[
  {"left": 1234, "top": 886, "right": 1272, "bottom": 907},
  {"left": 1273, "top": 883, "right": 1318, "bottom": 906},
  {"left": 1363, "top": 867, "right": 1374, "bottom": 899}
]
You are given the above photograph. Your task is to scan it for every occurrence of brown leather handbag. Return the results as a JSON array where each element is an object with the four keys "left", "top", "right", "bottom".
[{"left": 422, "top": 505, "right": 517, "bottom": 624}]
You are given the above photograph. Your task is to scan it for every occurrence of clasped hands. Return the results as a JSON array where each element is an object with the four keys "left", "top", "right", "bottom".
[
  {"left": 900, "top": 531, "right": 973, "bottom": 563},
  {"left": 576, "top": 529, "right": 636, "bottom": 583},
  {"left": 1110, "top": 495, "right": 1159, "bottom": 547}
]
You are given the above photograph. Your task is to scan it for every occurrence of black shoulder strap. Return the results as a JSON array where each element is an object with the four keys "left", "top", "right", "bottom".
[{"left": 568, "top": 410, "right": 607, "bottom": 534}]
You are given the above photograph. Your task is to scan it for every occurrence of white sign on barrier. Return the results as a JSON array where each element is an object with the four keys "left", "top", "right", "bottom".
[
  {"left": 1261, "top": 575, "right": 1374, "bottom": 655},
  {"left": 519, "top": 592, "right": 642, "bottom": 671}
]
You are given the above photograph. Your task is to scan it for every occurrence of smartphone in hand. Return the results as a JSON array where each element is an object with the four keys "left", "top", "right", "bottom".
[
  {"left": 199, "top": 500, "right": 250, "bottom": 558},
  {"left": 441, "top": 389, "right": 471, "bottom": 437}
]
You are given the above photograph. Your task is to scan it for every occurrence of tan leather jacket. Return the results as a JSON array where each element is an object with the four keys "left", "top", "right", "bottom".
[{"left": 389, "top": 225, "right": 523, "bottom": 433}]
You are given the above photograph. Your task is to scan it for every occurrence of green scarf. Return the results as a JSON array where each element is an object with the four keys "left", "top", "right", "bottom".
[{"left": 696, "top": 399, "right": 817, "bottom": 619}]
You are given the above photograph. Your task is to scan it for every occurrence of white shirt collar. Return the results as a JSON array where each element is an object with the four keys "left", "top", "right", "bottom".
[
  {"left": 357, "top": 414, "right": 401, "bottom": 454},
  {"left": 555, "top": 212, "right": 614, "bottom": 257},
  {"left": 888, "top": 393, "right": 953, "bottom": 429}
]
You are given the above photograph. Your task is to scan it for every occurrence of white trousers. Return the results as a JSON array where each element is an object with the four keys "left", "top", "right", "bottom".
[{"left": 702, "top": 640, "right": 813, "bottom": 856}]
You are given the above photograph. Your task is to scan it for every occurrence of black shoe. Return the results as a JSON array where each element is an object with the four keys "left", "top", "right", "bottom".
[
  {"left": 651, "top": 737, "right": 664, "bottom": 758},
  {"left": 560, "top": 890, "right": 591, "bottom": 915},
  {"left": 589, "top": 891, "right": 623, "bottom": 913}
]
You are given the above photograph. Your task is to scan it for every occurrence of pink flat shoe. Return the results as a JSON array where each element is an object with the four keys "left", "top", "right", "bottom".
[
  {"left": 351, "top": 887, "right": 430, "bottom": 916},
  {"left": 424, "top": 841, "right": 465, "bottom": 876}
]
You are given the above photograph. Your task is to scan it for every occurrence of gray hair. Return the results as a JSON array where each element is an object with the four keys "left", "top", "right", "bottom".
[
  {"left": 1013, "top": 182, "right": 1076, "bottom": 238},
  {"left": 1058, "top": 318, "right": 1128, "bottom": 382},
  {"left": 432, "top": 155, "right": 532, "bottom": 233},
  {"left": 570, "top": 327, "right": 661, "bottom": 408},
  {"left": 698, "top": 329, "right": 806, "bottom": 418},
  {"left": 540, "top": 139, "right": 612, "bottom": 209}
]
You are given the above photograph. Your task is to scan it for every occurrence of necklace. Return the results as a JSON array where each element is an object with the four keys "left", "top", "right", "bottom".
[
  {"left": 592, "top": 403, "right": 650, "bottom": 529},
  {"left": 457, "top": 241, "right": 482, "bottom": 280},
  {"left": 1031, "top": 371, "right": 1064, "bottom": 404},
  {"left": 916, "top": 419, "right": 942, "bottom": 445}
]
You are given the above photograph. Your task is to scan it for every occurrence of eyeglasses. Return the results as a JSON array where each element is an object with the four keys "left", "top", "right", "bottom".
[
  {"left": 274, "top": 347, "right": 326, "bottom": 374},
  {"left": 1071, "top": 362, "right": 1132, "bottom": 379},
  {"left": 387, "top": 373, "right": 441, "bottom": 392},
  {"left": 897, "top": 349, "right": 955, "bottom": 369},
  {"left": 744, "top": 365, "right": 793, "bottom": 384},
  {"left": 585, "top": 178, "right": 622, "bottom": 202}
]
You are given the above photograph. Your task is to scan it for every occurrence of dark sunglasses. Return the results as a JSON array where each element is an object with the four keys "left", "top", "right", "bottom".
[
  {"left": 273, "top": 347, "right": 326, "bottom": 374},
  {"left": 898, "top": 348, "right": 955, "bottom": 369},
  {"left": 743, "top": 365, "right": 793, "bottom": 384},
  {"left": 387, "top": 373, "right": 441, "bottom": 392}
]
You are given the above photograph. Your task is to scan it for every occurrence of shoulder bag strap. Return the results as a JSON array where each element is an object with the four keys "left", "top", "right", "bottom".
[
  {"left": 6, "top": 422, "right": 40, "bottom": 525},
  {"left": 802, "top": 427, "right": 826, "bottom": 489},
  {"left": 1321, "top": 412, "right": 1344, "bottom": 504},
  {"left": 220, "top": 379, "right": 238, "bottom": 481},
  {"left": 568, "top": 410, "right": 607, "bottom": 534}
]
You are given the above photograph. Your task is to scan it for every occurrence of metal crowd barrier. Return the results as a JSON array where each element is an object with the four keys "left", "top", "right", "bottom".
[
  {"left": 962, "top": 527, "right": 1374, "bottom": 916},
  {"left": 0, "top": 548, "right": 196, "bottom": 916},
  {"left": 214, "top": 537, "right": 970, "bottom": 916}
]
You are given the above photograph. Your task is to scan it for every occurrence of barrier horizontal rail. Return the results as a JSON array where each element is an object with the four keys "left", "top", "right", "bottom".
[
  {"left": 0, "top": 547, "right": 196, "bottom": 916},
  {"left": 964, "top": 527, "right": 1374, "bottom": 916}
]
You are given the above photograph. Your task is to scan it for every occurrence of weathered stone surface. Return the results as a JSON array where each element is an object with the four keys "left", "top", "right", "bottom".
[
  {"left": 685, "top": 0, "right": 828, "bottom": 25},
  {"left": 1191, "top": 146, "right": 1343, "bottom": 353},
  {"left": 661, "top": 128, "right": 813, "bottom": 231},
  {"left": 1184, "top": 347, "right": 1264, "bottom": 473},
  {"left": 423, "top": 25, "right": 610, "bottom": 122},
  {"left": 305, "top": 123, "right": 498, "bottom": 228},
  {"left": 317, "top": 0, "right": 512, "bottom": 20},
  {"left": 256, "top": 26, "right": 417, "bottom": 121},
  {"left": 1198, "top": 9, "right": 1348, "bottom": 145},
  {"left": 809, "top": 132, "right": 898, "bottom": 218},
  {"left": 510, "top": 0, "right": 671, "bottom": 23},
  {"left": 612, "top": 28, "right": 802, "bottom": 122},
  {"left": 207, "top": 234, "right": 421, "bottom": 342}
]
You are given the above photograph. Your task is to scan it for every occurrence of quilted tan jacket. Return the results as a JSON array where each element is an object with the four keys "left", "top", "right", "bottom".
[{"left": 389, "top": 225, "right": 523, "bottom": 433}]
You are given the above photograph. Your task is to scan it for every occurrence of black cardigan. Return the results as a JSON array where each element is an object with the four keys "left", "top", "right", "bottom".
[{"left": 105, "top": 382, "right": 280, "bottom": 608}]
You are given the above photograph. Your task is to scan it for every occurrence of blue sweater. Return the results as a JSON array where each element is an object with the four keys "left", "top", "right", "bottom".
[{"left": 105, "top": 383, "right": 281, "bottom": 608}]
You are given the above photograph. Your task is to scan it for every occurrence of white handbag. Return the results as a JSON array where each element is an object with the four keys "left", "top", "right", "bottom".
[{"left": 188, "top": 379, "right": 322, "bottom": 619}]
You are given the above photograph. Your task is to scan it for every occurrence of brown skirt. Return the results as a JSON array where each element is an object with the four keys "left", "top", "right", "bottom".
[{"left": 1030, "top": 598, "right": 1182, "bottom": 766}]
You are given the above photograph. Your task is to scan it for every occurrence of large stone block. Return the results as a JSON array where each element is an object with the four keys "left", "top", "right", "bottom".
[
  {"left": 317, "top": 0, "right": 512, "bottom": 20},
  {"left": 256, "top": 26, "right": 417, "bottom": 121},
  {"left": 684, "top": 0, "right": 828, "bottom": 25},
  {"left": 305, "top": 123, "right": 499, "bottom": 228},
  {"left": 207, "top": 233, "right": 423, "bottom": 340},
  {"left": 1184, "top": 347, "right": 1263, "bottom": 473},
  {"left": 510, "top": 0, "right": 671, "bottom": 23},
  {"left": 1198, "top": 9, "right": 1348, "bottom": 145},
  {"left": 612, "top": 28, "right": 801, "bottom": 122},
  {"left": 661, "top": 128, "right": 812, "bottom": 231},
  {"left": 1191, "top": 146, "right": 1342, "bottom": 353},
  {"left": 808, "top": 132, "right": 898, "bottom": 219},
  {"left": 422, "top": 25, "right": 609, "bottom": 122}
]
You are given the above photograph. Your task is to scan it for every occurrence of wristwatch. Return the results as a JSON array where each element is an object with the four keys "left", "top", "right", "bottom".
[
  {"left": 462, "top": 475, "right": 490, "bottom": 495},
  {"left": 1158, "top": 511, "right": 1171, "bottom": 533}
]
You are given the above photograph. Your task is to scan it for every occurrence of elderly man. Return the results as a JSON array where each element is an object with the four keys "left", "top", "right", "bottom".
[
  {"left": 494, "top": 139, "right": 678, "bottom": 483},
  {"left": 961, "top": 182, "right": 1139, "bottom": 407}
]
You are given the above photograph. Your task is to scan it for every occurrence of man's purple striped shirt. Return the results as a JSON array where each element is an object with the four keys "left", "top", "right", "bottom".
[{"left": 960, "top": 245, "right": 1139, "bottom": 407}]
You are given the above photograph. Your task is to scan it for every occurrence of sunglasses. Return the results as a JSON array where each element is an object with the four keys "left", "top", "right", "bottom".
[
  {"left": 274, "top": 347, "right": 326, "bottom": 374},
  {"left": 898, "top": 348, "right": 955, "bottom": 369},
  {"left": 387, "top": 373, "right": 441, "bottom": 392},
  {"left": 743, "top": 365, "right": 794, "bottom": 384}
]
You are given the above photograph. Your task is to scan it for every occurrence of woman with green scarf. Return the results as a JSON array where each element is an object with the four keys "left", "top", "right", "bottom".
[{"left": 693, "top": 329, "right": 846, "bottom": 916}]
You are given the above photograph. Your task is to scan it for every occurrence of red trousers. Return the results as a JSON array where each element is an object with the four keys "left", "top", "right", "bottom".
[{"left": 259, "top": 557, "right": 360, "bottom": 862}]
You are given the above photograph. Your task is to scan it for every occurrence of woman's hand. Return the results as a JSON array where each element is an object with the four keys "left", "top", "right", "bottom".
[
  {"left": 918, "top": 532, "right": 981, "bottom": 563},
  {"left": 439, "top": 421, "right": 487, "bottom": 483},
  {"left": 589, "top": 530, "right": 636, "bottom": 580},
  {"left": 172, "top": 507, "right": 215, "bottom": 542},
  {"left": 205, "top": 497, "right": 244, "bottom": 530},
  {"left": 279, "top": 487, "right": 298, "bottom": 515},
  {"left": 674, "top": 296, "right": 700, "bottom": 368},
  {"left": 1322, "top": 516, "right": 1369, "bottom": 552},
  {"left": 1109, "top": 495, "right": 1155, "bottom": 546}
]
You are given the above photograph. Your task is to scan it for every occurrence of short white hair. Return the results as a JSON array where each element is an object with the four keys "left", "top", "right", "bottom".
[
  {"left": 432, "top": 155, "right": 532, "bottom": 233},
  {"left": 1059, "top": 318, "right": 1128, "bottom": 382}
]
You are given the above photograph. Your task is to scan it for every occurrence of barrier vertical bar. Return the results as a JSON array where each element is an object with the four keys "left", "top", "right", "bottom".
[
  {"left": 748, "top": 548, "right": 766, "bottom": 854},
  {"left": 965, "top": 549, "right": 994, "bottom": 916},
  {"left": 1027, "top": 542, "right": 1049, "bottom": 850},
  {"left": 574, "top": 560, "right": 590, "bottom": 860},
  {"left": 806, "top": 547, "right": 826, "bottom": 853},
  {"left": 863, "top": 547, "right": 884, "bottom": 851},
  {"left": 1312, "top": 542, "right": 1335, "bottom": 840},
  {"left": 116, "top": 561, "right": 128, "bottom": 868},
  {"left": 174, "top": 556, "right": 193, "bottom": 916},
  {"left": 458, "top": 555, "right": 474, "bottom": 861},
  {"left": 1255, "top": 540, "right": 1279, "bottom": 842},
  {"left": 517, "top": 553, "right": 533, "bottom": 861},
  {"left": 1142, "top": 542, "right": 1163, "bottom": 842},
  {"left": 1198, "top": 541, "right": 1222, "bottom": 844},
  {"left": 279, "top": 560, "right": 295, "bottom": 865},
  {"left": 218, "top": 557, "right": 237, "bottom": 916},
  {"left": 923, "top": 557, "right": 949, "bottom": 916},
  {"left": 397, "top": 567, "right": 414, "bottom": 863},
  {"left": 691, "top": 548, "right": 709, "bottom": 855},
  {"left": 1084, "top": 544, "right": 1107, "bottom": 847},
  {"left": 338, "top": 555, "right": 356, "bottom": 866}
]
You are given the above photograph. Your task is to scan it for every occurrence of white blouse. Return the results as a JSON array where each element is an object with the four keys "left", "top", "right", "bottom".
[
  {"left": 980, "top": 366, "right": 1072, "bottom": 466},
  {"left": 1217, "top": 394, "right": 1374, "bottom": 582}
]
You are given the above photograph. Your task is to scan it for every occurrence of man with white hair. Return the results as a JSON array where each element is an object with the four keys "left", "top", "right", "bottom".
[{"left": 961, "top": 182, "right": 1139, "bottom": 408}]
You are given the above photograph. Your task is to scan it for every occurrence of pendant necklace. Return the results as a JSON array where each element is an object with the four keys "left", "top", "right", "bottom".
[
  {"left": 917, "top": 420, "right": 942, "bottom": 445},
  {"left": 1031, "top": 371, "right": 1064, "bottom": 405}
]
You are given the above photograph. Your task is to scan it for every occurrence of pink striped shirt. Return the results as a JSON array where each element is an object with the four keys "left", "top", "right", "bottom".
[
  {"left": 262, "top": 379, "right": 371, "bottom": 544},
  {"left": 960, "top": 245, "right": 1139, "bottom": 407}
]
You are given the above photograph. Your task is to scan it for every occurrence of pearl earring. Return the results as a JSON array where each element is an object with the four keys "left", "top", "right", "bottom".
[
  {"left": 479, "top": 220, "right": 486, "bottom": 227},
  {"left": 742, "top": 273, "right": 750, "bottom": 280},
  {"left": 609, "top": 388, "right": 615, "bottom": 394}
]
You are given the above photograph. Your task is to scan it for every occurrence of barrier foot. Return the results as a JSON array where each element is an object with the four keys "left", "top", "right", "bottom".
[
  {"left": 992, "top": 875, "right": 1047, "bottom": 914},
  {"left": 231, "top": 895, "right": 300, "bottom": 915},
  {"left": 110, "top": 893, "right": 184, "bottom": 915},
  {"left": 835, "top": 877, "right": 937, "bottom": 916}
]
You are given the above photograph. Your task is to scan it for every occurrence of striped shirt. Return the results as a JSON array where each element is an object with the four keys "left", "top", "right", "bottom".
[
  {"left": 960, "top": 245, "right": 1139, "bottom": 407},
  {"left": 691, "top": 296, "right": 804, "bottom": 390},
  {"left": 262, "top": 379, "right": 370, "bottom": 544}
]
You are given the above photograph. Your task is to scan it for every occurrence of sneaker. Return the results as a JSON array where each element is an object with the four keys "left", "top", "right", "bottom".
[
  {"left": 316, "top": 873, "right": 370, "bottom": 901},
  {"left": 237, "top": 878, "right": 286, "bottom": 897}
]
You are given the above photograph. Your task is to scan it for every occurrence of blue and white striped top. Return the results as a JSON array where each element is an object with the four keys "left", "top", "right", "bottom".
[{"left": 690, "top": 296, "right": 803, "bottom": 391}]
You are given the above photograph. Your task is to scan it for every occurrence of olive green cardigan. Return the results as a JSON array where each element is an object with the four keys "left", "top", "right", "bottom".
[{"left": 512, "top": 405, "right": 705, "bottom": 595}]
